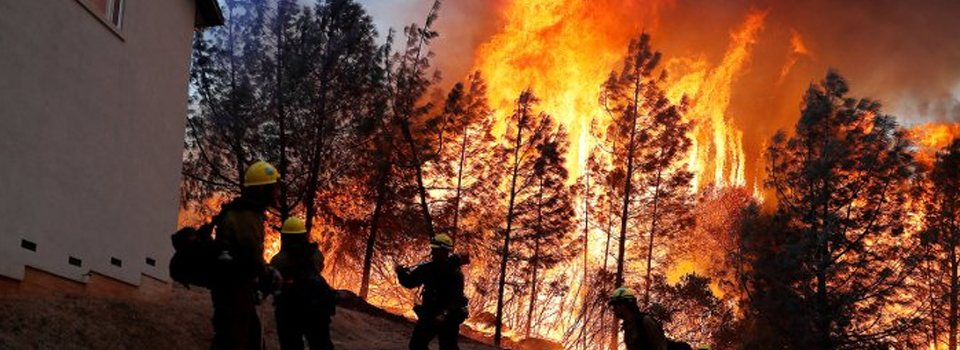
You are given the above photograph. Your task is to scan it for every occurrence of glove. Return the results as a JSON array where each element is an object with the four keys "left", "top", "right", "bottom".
[
  {"left": 394, "top": 263, "right": 408, "bottom": 276},
  {"left": 258, "top": 266, "right": 282, "bottom": 293}
]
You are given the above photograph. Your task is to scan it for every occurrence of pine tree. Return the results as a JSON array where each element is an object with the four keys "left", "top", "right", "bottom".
[
  {"left": 183, "top": 0, "right": 270, "bottom": 201},
  {"left": 297, "top": 0, "right": 380, "bottom": 235},
  {"left": 598, "top": 33, "right": 694, "bottom": 317},
  {"left": 426, "top": 72, "right": 502, "bottom": 244},
  {"left": 494, "top": 90, "right": 573, "bottom": 346},
  {"left": 921, "top": 139, "right": 960, "bottom": 350},
  {"left": 358, "top": 0, "right": 445, "bottom": 300},
  {"left": 389, "top": 0, "right": 442, "bottom": 237},
  {"left": 515, "top": 121, "right": 576, "bottom": 339},
  {"left": 759, "top": 70, "right": 922, "bottom": 349}
]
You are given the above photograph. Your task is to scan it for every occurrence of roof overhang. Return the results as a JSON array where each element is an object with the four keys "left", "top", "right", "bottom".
[{"left": 195, "top": 0, "right": 224, "bottom": 28}]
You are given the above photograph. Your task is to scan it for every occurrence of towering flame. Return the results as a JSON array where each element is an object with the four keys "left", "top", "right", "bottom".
[
  {"left": 664, "top": 11, "right": 765, "bottom": 188},
  {"left": 474, "top": 0, "right": 759, "bottom": 190},
  {"left": 474, "top": 0, "right": 664, "bottom": 175}
]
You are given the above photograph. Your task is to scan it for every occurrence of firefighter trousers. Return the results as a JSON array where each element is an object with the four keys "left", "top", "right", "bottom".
[
  {"left": 409, "top": 316, "right": 460, "bottom": 350},
  {"left": 275, "top": 301, "right": 334, "bottom": 350}
]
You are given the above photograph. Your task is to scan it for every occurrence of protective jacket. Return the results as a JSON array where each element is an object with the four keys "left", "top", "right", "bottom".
[
  {"left": 623, "top": 312, "right": 668, "bottom": 350},
  {"left": 215, "top": 197, "right": 268, "bottom": 279},
  {"left": 397, "top": 256, "right": 468, "bottom": 319},
  {"left": 270, "top": 234, "right": 335, "bottom": 350},
  {"left": 270, "top": 235, "right": 334, "bottom": 312},
  {"left": 398, "top": 255, "right": 468, "bottom": 350}
]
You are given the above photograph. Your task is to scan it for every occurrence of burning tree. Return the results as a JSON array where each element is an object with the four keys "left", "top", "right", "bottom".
[
  {"left": 755, "top": 70, "right": 923, "bottom": 349},
  {"left": 515, "top": 120, "right": 577, "bottom": 339},
  {"left": 494, "top": 90, "right": 575, "bottom": 346},
  {"left": 425, "top": 73, "right": 502, "bottom": 239},
  {"left": 564, "top": 149, "right": 611, "bottom": 349},
  {"left": 920, "top": 139, "right": 960, "bottom": 350},
  {"left": 420, "top": 73, "right": 507, "bottom": 324},
  {"left": 598, "top": 33, "right": 695, "bottom": 305},
  {"left": 651, "top": 273, "right": 741, "bottom": 349},
  {"left": 389, "top": 0, "right": 442, "bottom": 238},
  {"left": 358, "top": 0, "right": 450, "bottom": 301}
]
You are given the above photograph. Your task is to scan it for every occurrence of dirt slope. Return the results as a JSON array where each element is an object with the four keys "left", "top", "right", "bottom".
[{"left": 0, "top": 286, "right": 500, "bottom": 350}]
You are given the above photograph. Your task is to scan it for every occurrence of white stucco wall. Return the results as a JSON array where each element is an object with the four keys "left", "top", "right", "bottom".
[{"left": 0, "top": 0, "right": 197, "bottom": 286}]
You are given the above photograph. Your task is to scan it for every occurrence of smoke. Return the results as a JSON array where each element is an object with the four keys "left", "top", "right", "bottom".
[
  {"left": 654, "top": 0, "right": 960, "bottom": 184},
  {"left": 359, "top": 0, "right": 510, "bottom": 85}
]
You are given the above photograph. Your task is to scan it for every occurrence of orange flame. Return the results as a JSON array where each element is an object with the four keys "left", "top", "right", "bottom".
[
  {"left": 908, "top": 123, "right": 960, "bottom": 168},
  {"left": 665, "top": 11, "right": 766, "bottom": 189},
  {"left": 475, "top": 0, "right": 666, "bottom": 176},
  {"left": 777, "top": 30, "right": 813, "bottom": 85},
  {"left": 475, "top": 1, "right": 762, "bottom": 191}
]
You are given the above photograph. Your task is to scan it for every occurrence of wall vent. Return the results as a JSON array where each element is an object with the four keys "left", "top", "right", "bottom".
[
  {"left": 110, "top": 257, "right": 122, "bottom": 267},
  {"left": 68, "top": 256, "right": 82, "bottom": 267},
  {"left": 20, "top": 239, "right": 37, "bottom": 252},
  {"left": 145, "top": 257, "right": 156, "bottom": 266}
]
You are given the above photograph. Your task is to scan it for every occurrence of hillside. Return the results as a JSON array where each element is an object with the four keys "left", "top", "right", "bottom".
[{"left": 0, "top": 286, "right": 501, "bottom": 350}]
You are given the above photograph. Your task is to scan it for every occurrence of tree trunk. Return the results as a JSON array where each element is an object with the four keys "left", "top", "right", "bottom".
[
  {"left": 950, "top": 242, "right": 958, "bottom": 350},
  {"left": 451, "top": 125, "right": 470, "bottom": 237},
  {"left": 526, "top": 240, "right": 541, "bottom": 339},
  {"left": 399, "top": 118, "right": 436, "bottom": 237},
  {"left": 612, "top": 72, "right": 643, "bottom": 350},
  {"left": 615, "top": 69, "right": 643, "bottom": 287},
  {"left": 303, "top": 50, "right": 333, "bottom": 234},
  {"left": 643, "top": 162, "right": 664, "bottom": 306},
  {"left": 494, "top": 102, "right": 527, "bottom": 347},
  {"left": 600, "top": 191, "right": 614, "bottom": 350},
  {"left": 359, "top": 158, "right": 391, "bottom": 300},
  {"left": 392, "top": 11, "right": 435, "bottom": 238},
  {"left": 525, "top": 177, "right": 545, "bottom": 339},
  {"left": 928, "top": 259, "right": 941, "bottom": 350},
  {"left": 274, "top": 16, "right": 291, "bottom": 219},
  {"left": 581, "top": 168, "right": 590, "bottom": 350},
  {"left": 816, "top": 101, "right": 834, "bottom": 350},
  {"left": 227, "top": 7, "right": 246, "bottom": 189}
]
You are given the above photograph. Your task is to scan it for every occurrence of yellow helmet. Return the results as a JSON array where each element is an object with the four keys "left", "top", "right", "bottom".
[
  {"left": 698, "top": 345, "right": 712, "bottom": 350},
  {"left": 430, "top": 234, "right": 454, "bottom": 250},
  {"left": 244, "top": 160, "right": 280, "bottom": 187},
  {"left": 610, "top": 286, "right": 637, "bottom": 304},
  {"left": 280, "top": 217, "right": 307, "bottom": 234}
]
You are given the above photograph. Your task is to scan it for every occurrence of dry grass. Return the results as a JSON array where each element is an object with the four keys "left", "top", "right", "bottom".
[{"left": 0, "top": 285, "right": 500, "bottom": 350}]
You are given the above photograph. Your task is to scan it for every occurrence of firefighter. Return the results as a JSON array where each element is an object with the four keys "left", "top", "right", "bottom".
[
  {"left": 609, "top": 287, "right": 668, "bottom": 350},
  {"left": 395, "top": 234, "right": 469, "bottom": 350},
  {"left": 270, "top": 216, "right": 336, "bottom": 350},
  {"left": 211, "top": 160, "right": 282, "bottom": 350}
]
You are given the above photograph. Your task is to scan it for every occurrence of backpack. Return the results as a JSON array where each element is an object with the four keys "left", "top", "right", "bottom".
[{"left": 169, "top": 211, "right": 225, "bottom": 288}]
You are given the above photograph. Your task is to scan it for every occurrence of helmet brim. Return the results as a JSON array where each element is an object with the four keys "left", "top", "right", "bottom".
[{"left": 244, "top": 179, "right": 279, "bottom": 187}]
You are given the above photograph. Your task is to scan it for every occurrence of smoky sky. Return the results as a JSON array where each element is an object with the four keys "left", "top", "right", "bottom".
[
  {"left": 674, "top": 0, "right": 960, "bottom": 122},
  {"left": 647, "top": 0, "right": 960, "bottom": 185},
  {"left": 358, "top": 0, "right": 509, "bottom": 86}
]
